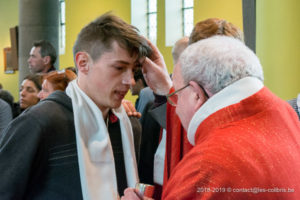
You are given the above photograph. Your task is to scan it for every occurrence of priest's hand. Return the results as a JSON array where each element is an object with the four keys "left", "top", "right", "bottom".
[
  {"left": 121, "top": 188, "right": 153, "bottom": 200},
  {"left": 141, "top": 39, "right": 172, "bottom": 96}
]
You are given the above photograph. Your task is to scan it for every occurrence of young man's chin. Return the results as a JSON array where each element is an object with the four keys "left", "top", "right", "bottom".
[{"left": 111, "top": 100, "right": 122, "bottom": 109}]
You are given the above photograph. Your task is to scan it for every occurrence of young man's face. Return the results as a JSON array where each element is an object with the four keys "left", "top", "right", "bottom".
[
  {"left": 77, "top": 41, "right": 139, "bottom": 113},
  {"left": 28, "top": 46, "right": 45, "bottom": 73}
]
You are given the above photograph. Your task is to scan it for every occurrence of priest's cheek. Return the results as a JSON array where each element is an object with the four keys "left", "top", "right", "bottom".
[{"left": 176, "top": 106, "right": 189, "bottom": 130}]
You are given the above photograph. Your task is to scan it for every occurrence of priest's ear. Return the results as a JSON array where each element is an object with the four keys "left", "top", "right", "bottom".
[
  {"left": 75, "top": 52, "right": 91, "bottom": 74},
  {"left": 189, "top": 81, "right": 209, "bottom": 111}
]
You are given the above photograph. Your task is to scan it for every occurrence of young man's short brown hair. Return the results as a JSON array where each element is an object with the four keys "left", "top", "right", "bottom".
[{"left": 73, "top": 13, "right": 151, "bottom": 64}]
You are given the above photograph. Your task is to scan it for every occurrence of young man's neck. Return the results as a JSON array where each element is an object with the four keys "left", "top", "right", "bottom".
[
  {"left": 76, "top": 78, "right": 110, "bottom": 121},
  {"left": 101, "top": 107, "right": 110, "bottom": 122}
]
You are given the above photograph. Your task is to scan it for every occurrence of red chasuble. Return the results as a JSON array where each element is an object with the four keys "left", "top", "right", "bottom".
[
  {"left": 162, "top": 87, "right": 300, "bottom": 200},
  {"left": 163, "top": 103, "right": 193, "bottom": 188}
]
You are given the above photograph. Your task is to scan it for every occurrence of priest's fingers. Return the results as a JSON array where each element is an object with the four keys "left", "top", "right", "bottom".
[
  {"left": 144, "top": 38, "right": 164, "bottom": 63},
  {"left": 142, "top": 57, "right": 172, "bottom": 95},
  {"left": 140, "top": 38, "right": 172, "bottom": 95}
]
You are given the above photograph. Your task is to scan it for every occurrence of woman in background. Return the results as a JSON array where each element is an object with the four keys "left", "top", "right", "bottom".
[
  {"left": 38, "top": 69, "right": 77, "bottom": 100},
  {"left": 19, "top": 74, "right": 42, "bottom": 111}
]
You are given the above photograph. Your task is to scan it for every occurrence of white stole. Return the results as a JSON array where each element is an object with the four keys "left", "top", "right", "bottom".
[
  {"left": 153, "top": 129, "right": 166, "bottom": 185},
  {"left": 188, "top": 77, "right": 264, "bottom": 146},
  {"left": 66, "top": 80, "right": 138, "bottom": 200}
]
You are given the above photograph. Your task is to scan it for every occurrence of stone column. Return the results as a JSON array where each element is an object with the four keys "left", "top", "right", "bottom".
[
  {"left": 242, "top": 0, "right": 256, "bottom": 53},
  {"left": 18, "top": 0, "right": 59, "bottom": 85}
]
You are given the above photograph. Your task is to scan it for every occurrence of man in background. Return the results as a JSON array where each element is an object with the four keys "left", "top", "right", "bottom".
[
  {"left": 130, "top": 68, "right": 154, "bottom": 117},
  {"left": 28, "top": 40, "right": 57, "bottom": 73}
]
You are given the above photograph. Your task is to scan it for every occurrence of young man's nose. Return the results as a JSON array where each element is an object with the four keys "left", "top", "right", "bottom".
[{"left": 122, "top": 71, "right": 135, "bottom": 85}]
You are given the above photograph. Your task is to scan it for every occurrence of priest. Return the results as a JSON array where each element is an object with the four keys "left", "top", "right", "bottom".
[{"left": 122, "top": 36, "right": 300, "bottom": 200}]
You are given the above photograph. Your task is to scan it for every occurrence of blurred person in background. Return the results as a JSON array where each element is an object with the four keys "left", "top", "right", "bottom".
[
  {"left": 0, "top": 90, "right": 14, "bottom": 135},
  {"left": 130, "top": 68, "right": 154, "bottom": 120},
  {"left": 0, "top": 89, "right": 14, "bottom": 111},
  {"left": 28, "top": 40, "right": 57, "bottom": 73},
  {"left": 38, "top": 69, "right": 77, "bottom": 100},
  {"left": 19, "top": 74, "right": 42, "bottom": 112},
  {"left": 0, "top": 99, "right": 12, "bottom": 136}
]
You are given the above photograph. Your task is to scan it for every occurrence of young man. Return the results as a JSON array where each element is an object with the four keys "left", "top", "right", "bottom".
[
  {"left": 27, "top": 40, "right": 57, "bottom": 73},
  {"left": 0, "top": 13, "right": 150, "bottom": 200},
  {"left": 123, "top": 36, "right": 300, "bottom": 199}
]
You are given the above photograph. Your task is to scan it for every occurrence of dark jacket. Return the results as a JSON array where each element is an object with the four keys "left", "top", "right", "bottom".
[
  {"left": 0, "top": 91, "right": 141, "bottom": 199},
  {"left": 47, "top": 65, "right": 56, "bottom": 72}
]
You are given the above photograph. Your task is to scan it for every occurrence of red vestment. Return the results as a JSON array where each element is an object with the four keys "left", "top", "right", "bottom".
[
  {"left": 163, "top": 87, "right": 300, "bottom": 200},
  {"left": 163, "top": 102, "right": 193, "bottom": 187}
]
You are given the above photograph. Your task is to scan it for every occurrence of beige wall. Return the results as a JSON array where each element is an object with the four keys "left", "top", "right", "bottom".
[
  {"left": 0, "top": 0, "right": 19, "bottom": 101},
  {"left": 257, "top": 0, "right": 300, "bottom": 99},
  {"left": 194, "top": 0, "right": 243, "bottom": 30},
  {"left": 60, "top": 0, "right": 131, "bottom": 69}
]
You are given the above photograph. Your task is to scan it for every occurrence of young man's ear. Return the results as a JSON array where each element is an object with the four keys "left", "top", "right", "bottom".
[
  {"left": 189, "top": 81, "right": 208, "bottom": 111},
  {"left": 75, "top": 52, "right": 90, "bottom": 74}
]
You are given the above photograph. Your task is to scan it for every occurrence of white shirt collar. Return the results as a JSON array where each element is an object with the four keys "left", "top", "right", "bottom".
[{"left": 187, "top": 77, "right": 264, "bottom": 146}]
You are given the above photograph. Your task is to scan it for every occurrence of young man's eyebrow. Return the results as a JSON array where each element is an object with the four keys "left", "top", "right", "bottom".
[{"left": 113, "top": 60, "right": 130, "bottom": 65}]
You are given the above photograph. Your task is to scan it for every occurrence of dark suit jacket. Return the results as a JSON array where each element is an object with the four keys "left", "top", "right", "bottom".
[{"left": 138, "top": 102, "right": 161, "bottom": 184}]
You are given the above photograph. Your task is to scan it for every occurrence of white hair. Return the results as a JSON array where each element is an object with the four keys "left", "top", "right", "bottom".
[{"left": 180, "top": 36, "right": 264, "bottom": 95}]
